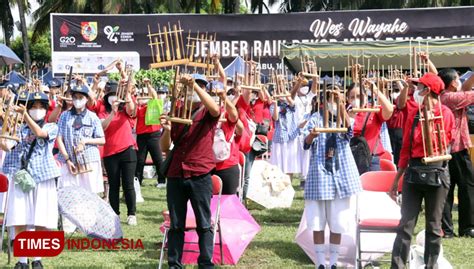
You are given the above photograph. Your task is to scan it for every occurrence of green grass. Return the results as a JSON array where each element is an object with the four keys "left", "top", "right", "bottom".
[{"left": 1, "top": 181, "right": 473, "bottom": 268}]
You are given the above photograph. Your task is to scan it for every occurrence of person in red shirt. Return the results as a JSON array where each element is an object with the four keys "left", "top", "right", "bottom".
[
  {"left": 160, "top": 74, "right": 220, "bottom": 269},
  {"left": 134, "top": 79, "right": 166, "bottom": 188},
  {"left": 90, "top": 80, "right": 138, "bottom": 226},
  {"left": 438, "top": 69, "right": 474, "bottom": 238},
  {"left": 390, "top": 73, "right": 454, "bottom": 269},
  {"left": 348, "top": 76, "right": 394, "bottom": 172},
  {"left": 210, "top": 78, "right": 241, "bottom": 195}
]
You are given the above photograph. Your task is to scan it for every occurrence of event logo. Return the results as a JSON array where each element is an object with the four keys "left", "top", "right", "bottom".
[
  {"left": 104, "top": 25, "right": 119, "bottom": 43},
  {"left": 309, "top": 17, "right": 409, "bottom": 40},
  {"left": 60, "top": 22, "right": 69, "bottom": 36},
  {"left": 14, "top": 231, "right": 144, "bottom": 257},
  {"left": 81, "top": 22, "right": 98, "bottom": 42}
]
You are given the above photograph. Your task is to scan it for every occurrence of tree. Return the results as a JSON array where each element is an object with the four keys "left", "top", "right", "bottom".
[
  {"left": 0, "top": 0, "right": 14, "bottom": 47},
  {"left": 17, "top": 0, "right": 31, "bottom": 78},
  {"left": 11, "top": 32, "right": 51, "bottom": 70},
  {"left": 249, "top": 0, "right": 278, "bottom": 13}
]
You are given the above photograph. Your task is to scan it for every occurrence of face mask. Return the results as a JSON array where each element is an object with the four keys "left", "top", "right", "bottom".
[
  {"left": 351, "top": 99, "right": 360, "bottom": 109},
  {"left": 227, "top": 95, "right": 235, "bottom": 102},
  {"left": 327, "top": 103, "right": 338, "bottom": 115},
  {"left": 138, "top": 99, "right": 149, "bottom": 105},
  {"left": 192, "top": 91, "right": 201, "bottom": 103},
  {"left": 456, "top": 79, "right": 462, "bottom": 91},
  {"left": 212, "top": 96, "right": 220, "bottom": 104},
  {"left": 73, "top": 98, "right": 87, "bottom": 109},
  {"left": 29, "top": 108, "right": 46, "bottom": 121},
  {"left": 413, "top": 90, "right": 425, "bottom": 105},
  {"left": 158, "top": 93, "right": 167, "bottom": 99},
  {"left": 349, "top": 117, "right": 355, "bottom": 128},
  {"left": 108, "top": 95, "right": 117, "bottom": 106},
  {"left": 391, "top": 92, "right": 400, "bottom": 100}
]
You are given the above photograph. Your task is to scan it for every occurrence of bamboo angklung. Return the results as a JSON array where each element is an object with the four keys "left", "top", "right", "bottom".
[
  {"left": 0, "top": 88, "right": 32, "bottom": 141},
  {"left": 148, "top": 22, "right": 189, "bottom": 69},
  {"left": 312, "top": 67, "right": 348, "bottom": 134},
  {"left": 167, "top": 67, "right": 193, "bottom": 125},
  {"left": 240, "top": 49, "right": 262, "bottom": 91},
  {"left": 418, "top": 94, "right": 452, "bottom": 163}
]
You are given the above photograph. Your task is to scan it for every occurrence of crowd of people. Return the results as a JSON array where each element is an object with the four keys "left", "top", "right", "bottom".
[{"left": 0, "top": 53, "right": 473, "bottom": 269}]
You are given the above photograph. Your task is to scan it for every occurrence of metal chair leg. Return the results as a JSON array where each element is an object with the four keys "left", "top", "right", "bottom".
[
  {"left": 158, "top": 228, "right": 168, "bottom": 269},
  {"left": 218, "top": 223, "right": 223, "bottom": 265}
]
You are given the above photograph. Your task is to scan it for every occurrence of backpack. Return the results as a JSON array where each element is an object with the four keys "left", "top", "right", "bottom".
[
  {"left": 213, "top": 122, "right": 234, "bottom": 162},
  {"left": 350, "top": 113, "right": 373, "bottom": 175}
]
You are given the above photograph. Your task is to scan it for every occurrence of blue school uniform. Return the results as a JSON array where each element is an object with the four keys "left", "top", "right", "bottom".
[
  {"left": 57, "top": 109, "right": 104, "bottom": 165},
  {"left": 302, "top": 113, "right": 362, "bottom": 201}
]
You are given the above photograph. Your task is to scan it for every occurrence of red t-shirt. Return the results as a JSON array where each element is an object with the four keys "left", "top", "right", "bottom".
[
  {"left": 168, "top": 107, "right": 219, "bottom": 178},
  {"left": 353, "top": 108, "right": 386, "bottom": 156},
  {"left": 216, "top": 113, "right": 239, "bottom": 171},
  {"left": 88, "top": 99, "right": 109, "bottom": 119},
  {"left": 251, "top": 99, "right": 271, "bottom": 124},
  {"left": 398, "top": 102, "right": 454, "bottom": 168},
  {"left": 97, "top": 103, "right": 137, "bottom": 157},
  {"left": 136, "top": 104, "right": 161, "bottom": 135},
  {"left": 46, "top": 99, "right": 56, "bottom": 123}
]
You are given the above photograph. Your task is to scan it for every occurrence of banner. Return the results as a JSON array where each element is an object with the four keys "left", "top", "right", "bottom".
[{"left": 51, "top": 7, "right": 474, "bottom": 75}]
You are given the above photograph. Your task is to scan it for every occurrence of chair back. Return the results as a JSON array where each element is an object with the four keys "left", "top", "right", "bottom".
[
  {"left": 0, "top": 173, "right": 7, "bottom": 193},
  {"left": 380, "top": 159, "right": 397, "bottom": 171},
  {"left": 211, "top": 175, "right": 223, "bottom": 196},
  {"left": 360, "top": 171, "right": 398, "bottom": 192}
]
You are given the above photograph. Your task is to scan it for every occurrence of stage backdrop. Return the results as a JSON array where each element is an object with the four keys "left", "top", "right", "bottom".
[{"left": 51, "top": 7, "right": 474, "bottom": 76}]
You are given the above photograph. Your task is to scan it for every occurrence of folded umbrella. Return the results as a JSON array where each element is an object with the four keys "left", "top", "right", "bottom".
[{"left": 58, "top": 186, "right": 123, "bottom": 239}]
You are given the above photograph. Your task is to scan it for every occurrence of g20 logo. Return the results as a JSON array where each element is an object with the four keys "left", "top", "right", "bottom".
[{"left": 60, "top": 36, "right": 76, "bottom": 44}]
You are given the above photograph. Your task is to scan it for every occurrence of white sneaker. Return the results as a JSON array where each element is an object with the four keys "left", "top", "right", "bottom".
[
  {"left": 134, "top": 177, "right": 145, "bottom": 203},
  {"left": 127, "top": 215, "right": 137, "bottom": 226},
  {"left": 156, "top": 183, "right": 166, "bottom": 189}
]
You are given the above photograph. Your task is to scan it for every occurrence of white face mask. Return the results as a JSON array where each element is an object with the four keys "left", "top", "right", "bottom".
[
  {"left": 158, "top": 93, "right": 167, "bottom": 100},
  {"left": 391, "top": 92, "right": 400, "bottom": 100},
  {"left": 327, "top": 103, "right": 338, "bottom": 115},
  {"left": 413, "top": 90, "right": 425, "bottom": 105},
  {"left": 191, "top": 91, "right": 201, "bottom": 103},
  {"left": 108, "top": 95, "right": 117, "bottom": 106},
  {"left": 227, "top": 95, "right": 235, "bottom": 102},
  {"left": 212, "top": 96, "right": 220, "bottom": 104},
  {"left": 73, "top": 98, "right": 87, "bottom": 110},
  {"left": 28, "top": 108, "right": 46, "bottom": 121},
  {"left": 138, "top": 99, "right": 149, "bottom": 105},
  {"left": 351, "top": 99, "right": 360, "bottom": 109},
  {"left": 349, "top": 117, "right": 356, "bottom": 128},
  {"left": 456, "top": 79, "right": 462, "bottom": 92}
]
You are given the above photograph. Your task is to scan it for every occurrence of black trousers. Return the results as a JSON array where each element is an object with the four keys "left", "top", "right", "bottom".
[
  {"left": 135, "top": 131, "right": 166, "bottom": 184},
  {"left": 391, "top": 181, "right": 449, "bottom": 269},
  {"left": 213, "top": 164, "right": 240, "bottom": 195},
  {"left": 442, "top": 149, "right": 474, "bottom": 235},
  {"left": 104, "top": 146, "right": 137, "bottom": 216},
  {"left": 388, "top": 128, "right": 403, "bottom": 166},
  {"left": 167, "top": 173, "right": 214, "bottom": 269}
]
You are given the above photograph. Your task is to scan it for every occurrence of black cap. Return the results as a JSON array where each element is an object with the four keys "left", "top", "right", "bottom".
[
  {"left": 71, "top": 84, "right": 89, "bottom": 98},
  {"left": 48, "top": 79, "right": 61, "bottom": 88},
  {"left": 105, "top": 81, "right": 118, "bottom": 95}
]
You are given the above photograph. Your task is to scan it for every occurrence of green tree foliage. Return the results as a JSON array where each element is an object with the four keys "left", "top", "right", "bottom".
[
  {"left": 11, "top": 31, "right": 51, "bottom": 69},
  {"left": 108, "top": 68, "right": 175, "bottom": 87}
]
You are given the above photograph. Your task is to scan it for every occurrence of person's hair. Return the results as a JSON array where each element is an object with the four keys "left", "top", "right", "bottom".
[{"left": 437, "top": 69, "right": 457, "bottom": 89}]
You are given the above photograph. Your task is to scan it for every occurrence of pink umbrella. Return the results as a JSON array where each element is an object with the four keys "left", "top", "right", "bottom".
[
  {"left": 295, "top": 192, "right": 400, "bottom": 267},
  {"left": 161, "top": 195, "right": 260, "bottom": 265}
]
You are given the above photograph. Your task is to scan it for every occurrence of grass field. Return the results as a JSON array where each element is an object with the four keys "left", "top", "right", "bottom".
[{"left": 1, "top": 179, "right": 473, "bottom": 268}]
